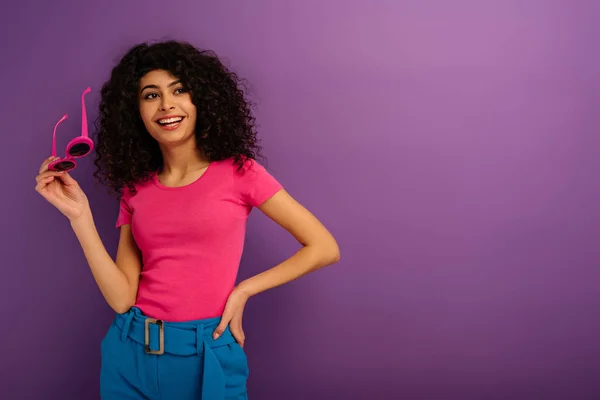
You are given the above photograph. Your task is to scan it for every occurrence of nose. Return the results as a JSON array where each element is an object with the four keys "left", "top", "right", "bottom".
[{"left": 159, "top": 95, "right": 175, "bottom": 111}]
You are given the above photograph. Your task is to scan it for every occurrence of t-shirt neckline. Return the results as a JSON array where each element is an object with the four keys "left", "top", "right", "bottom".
[{"left": 152, "top": 161, "right": 214, "bottom": 190}]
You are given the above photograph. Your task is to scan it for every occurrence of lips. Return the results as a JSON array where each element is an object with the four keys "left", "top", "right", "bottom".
[
  {"left": 155, "top": 115, "right": 185, "bottom": 131},
  {"left": 156, "top": 116, "right": 184, "bottom": 125}
]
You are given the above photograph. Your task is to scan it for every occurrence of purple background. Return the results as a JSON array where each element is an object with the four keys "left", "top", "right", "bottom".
[{"left": 2, "top": 1, "right": 599, "bottom": 399}]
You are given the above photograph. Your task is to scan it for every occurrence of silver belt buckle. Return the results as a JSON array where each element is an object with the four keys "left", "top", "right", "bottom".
[{"left": 144, "top": 318, "right": 164, "bottom": 355}]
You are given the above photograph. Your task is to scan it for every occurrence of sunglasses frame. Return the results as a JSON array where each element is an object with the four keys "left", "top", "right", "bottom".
[{"left": 48, "top": 87, "right": 93, "bottom": 172}]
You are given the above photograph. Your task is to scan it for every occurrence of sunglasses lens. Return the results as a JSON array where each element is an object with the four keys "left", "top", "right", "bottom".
[
  {"left": 68, "top": 143, "right": 91, "bottom": 157},
  {"left": 53, "top": 161, "right": 75, "bottom": 171}
]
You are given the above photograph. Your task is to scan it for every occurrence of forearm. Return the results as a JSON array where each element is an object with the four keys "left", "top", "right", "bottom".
[
  {"left": 70, "top": 211, "right": 135, "bottom": 313},
  {"left": 237, "top": 242, "right": 340, "bottom": 297}
]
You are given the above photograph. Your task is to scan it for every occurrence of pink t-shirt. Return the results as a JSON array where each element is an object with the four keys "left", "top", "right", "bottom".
[{"left": 115, "top": 158, "right": 283, "bottom": 322}]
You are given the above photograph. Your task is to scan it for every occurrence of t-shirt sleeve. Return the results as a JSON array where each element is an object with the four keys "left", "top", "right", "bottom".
[
  {"left": 116, "top": 189, "right": 133, "bottom": 227},
  {"left": 237, "top": 159, "right": 283, "bottom": 207}
]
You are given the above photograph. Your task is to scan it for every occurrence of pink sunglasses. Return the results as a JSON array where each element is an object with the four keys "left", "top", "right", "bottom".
[{"left": 48, "top": 87, "right": 93, "bottom": 171}]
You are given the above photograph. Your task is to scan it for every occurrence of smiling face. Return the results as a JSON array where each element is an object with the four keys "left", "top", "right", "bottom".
[{"left": 138, "top": 69, "right": 197, "bottom": 147}]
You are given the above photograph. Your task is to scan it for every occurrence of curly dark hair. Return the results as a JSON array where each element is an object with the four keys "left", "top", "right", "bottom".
[{"left": 93, "top": 40, "right": 262, "bottom": 196}]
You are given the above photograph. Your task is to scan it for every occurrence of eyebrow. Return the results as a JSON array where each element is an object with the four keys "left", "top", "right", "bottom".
[{"left": 140, "top": 79, "right": 182, "bottom": 93}]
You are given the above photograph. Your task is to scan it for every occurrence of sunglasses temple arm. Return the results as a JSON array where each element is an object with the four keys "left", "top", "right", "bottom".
[
  {"left": 81, "top": 87, "right": 91, "bottom": 138},
  {"left": 52, "top": 115, "right": 67, "bottom": 158},
  {"left": 52, "top": 122, "right": 58, "bottom": 157},
  {"left": 50, "top": 86, "right": 90, "bottom": 158}
]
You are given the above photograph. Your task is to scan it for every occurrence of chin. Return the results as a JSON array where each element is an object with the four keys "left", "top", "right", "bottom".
[{"left": 153, "top": 130, "right": 196, "bottom": 146}]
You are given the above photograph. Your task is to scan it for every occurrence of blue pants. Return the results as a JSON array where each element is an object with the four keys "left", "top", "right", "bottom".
[{"left": 100, "top": 307, "right": 249, "bottom": 399}]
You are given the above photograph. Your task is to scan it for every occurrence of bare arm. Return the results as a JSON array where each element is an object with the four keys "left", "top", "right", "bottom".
[
  {"left": 236, "top": 189, "right": 340, "bottom": 297},
  {"left": 209, "top": 188, "right": 341, "bottom": 343},
  {"left": 71, "top": 212, "right": 142, "bottom": 313},
  {"left": 35, "top": 156, "right": 141, "bottom": 314}
]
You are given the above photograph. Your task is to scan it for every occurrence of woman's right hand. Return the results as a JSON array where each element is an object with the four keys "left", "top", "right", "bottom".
[{"left": 35, "top": 156, "right": 90, "bottom": 222}]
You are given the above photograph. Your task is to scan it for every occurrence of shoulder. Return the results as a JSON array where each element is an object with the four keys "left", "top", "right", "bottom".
[
  {"left": 214, "top": 156, "right": 271, "bottom": 180},
  {"left": 216, "top": 156, "right": 261, "bottom": 171},
  {"left": 220, "top": 157, "right": 282, "bottom": 207},
  {"left": 119, "top": 177, "right": 154, "bottom": 202}
]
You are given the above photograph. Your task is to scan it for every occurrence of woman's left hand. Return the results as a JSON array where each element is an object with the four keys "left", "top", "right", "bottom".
[{"left": 213, "top": 287, "right": 250, "bottom": 347}]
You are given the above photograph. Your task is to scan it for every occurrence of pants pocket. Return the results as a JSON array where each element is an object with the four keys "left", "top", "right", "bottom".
[
  {"left": 100, "top": 320, "right": 117, "bottom": 350},
  {"left": 213, "top": 342, "right": 249, "bottom": 398}
]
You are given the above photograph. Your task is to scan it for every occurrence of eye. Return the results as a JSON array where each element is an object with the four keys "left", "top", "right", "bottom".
[
  {"left": 174, "top": 87, "right": 187, "bottom": 95},
  {"left": 144, "top": 92, "right": 158, "bottom": 100}
]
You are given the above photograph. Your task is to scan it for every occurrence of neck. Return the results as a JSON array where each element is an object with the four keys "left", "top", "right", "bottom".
[{"left": 159, "top": 139, "right": 209, "bottom": 176}]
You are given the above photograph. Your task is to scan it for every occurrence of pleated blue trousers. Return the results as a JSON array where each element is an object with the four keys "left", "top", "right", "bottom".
[{"left": 100, "top": 307, "right": 249, "bottom": 399}]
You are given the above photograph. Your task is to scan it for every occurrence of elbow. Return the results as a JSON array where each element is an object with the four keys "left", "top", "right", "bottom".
[
  {"left": 111, "top": 297, "right": 136, "bottom": 315},
  {"left": 303, "top": 233, "right": 341, "bottom": 267},
  {"left": 330, "top": 246, "right": 341, "bottom": 264},
  {"left": 112, "top": 303, "right": 132, "bottom": 315},
  {"left": 324, "top": 239, "right": 341, "bottom": 265}
]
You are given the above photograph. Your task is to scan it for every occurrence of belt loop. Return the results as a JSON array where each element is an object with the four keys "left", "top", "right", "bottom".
[
  {"left": 120, "top": 311, "right": 134, "bottom": 342},
  {"left": 196, "top": 324, "right": 204, "bottom": 356}
]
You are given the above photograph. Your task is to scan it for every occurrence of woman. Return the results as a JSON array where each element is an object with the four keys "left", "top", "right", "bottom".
[{"left": 34, "top": 40, "right": 340, "bottom": 399}]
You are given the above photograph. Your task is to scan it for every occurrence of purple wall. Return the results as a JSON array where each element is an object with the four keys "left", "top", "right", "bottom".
[{"left": 2, "top": 1, "right": 599, "bottom": 399}]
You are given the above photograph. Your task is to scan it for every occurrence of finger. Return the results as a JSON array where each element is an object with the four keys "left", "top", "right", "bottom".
[
  {"left": 35, "top": 176, "right": 56, "bottom": 192},
  {"left": 230, "top": 315, "right": 245, "bottom": 347},
  {"left": 231, "top": 326, "right": 245, "bottom": 347},
  {"left": 36, "top": 170, "right": 64, "bottom": 183},
  {"left": 59, "top": 171, "right": 78, "bottom": 186},
  {"left": 213, "top": 317, "right": 231, "bottom": 340},
  {"left": 39, "top": 156, "right": 58, "bottom": 174},
  {"left": 231, "top": 330, "right": 244, "bottom": 347}
]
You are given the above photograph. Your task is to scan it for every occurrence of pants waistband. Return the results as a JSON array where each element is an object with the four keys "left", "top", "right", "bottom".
[
  {"left": 114, "top": 307, "right": 235, "bottom": 399},
  {"left": 114, "top": 307, "right": 236, "bottom": 356}
]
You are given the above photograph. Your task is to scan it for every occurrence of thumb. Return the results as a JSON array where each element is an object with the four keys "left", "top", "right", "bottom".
[
  {"left": 60, "top": 171, "right": 78, "bottom": 186},
  {"left": 213, "top": 318, "right": 229, "bottom": 340}
]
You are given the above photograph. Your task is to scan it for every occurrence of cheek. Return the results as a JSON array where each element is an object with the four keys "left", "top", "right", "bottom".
[
  {"left": 185, "top": 104, "right": 197, "bottom": 123},
  {"left": 138, "top": 106, "right": 155, "bottom": 127}
]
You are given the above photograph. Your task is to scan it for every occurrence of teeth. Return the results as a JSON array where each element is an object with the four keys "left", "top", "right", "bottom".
[{"left": 158, "top": 117, "right": 183, "bottom": 124}]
